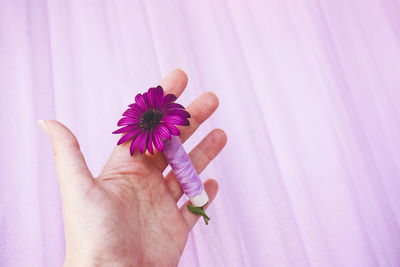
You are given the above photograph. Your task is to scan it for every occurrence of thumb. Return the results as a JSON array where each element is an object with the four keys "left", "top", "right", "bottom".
[{"left": 38, "top": 120, "right": 93, "bottom": 193}]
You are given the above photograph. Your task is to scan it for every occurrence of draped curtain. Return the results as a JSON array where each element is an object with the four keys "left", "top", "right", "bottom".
[{"left": 1, "top": 0, "right": 400, "bottom": 266}]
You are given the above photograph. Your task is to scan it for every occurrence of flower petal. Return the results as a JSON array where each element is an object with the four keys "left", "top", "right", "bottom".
[
  {"left": 146, "top": 131, "right": 154, "bottom": 155},
  {"left": 117, "top": 127, "right": 141, "bottom": 145},
  {"left": 154, "top": 86, "right": 164, "bottom": 107},
  {"left": 135, "top": 93, "right": 147, "bottom": 111},
  {"left": 117, "top": 117, "right": 139, "bottom": 126},
  {"left": 163, "top": 116, "right": 190, "bottom": 126},
  {"left": 160, "top": 94, "right": 177, "bottom": 108},
  {"left": 153, "top": 130, "right": 164, "bottom": 151},
  {"left": 143, "top": 92, "right": 150, "bottom": 109},
  {"left": 164, "top": 109, "right": 191, "bottom": 118},
  {"left": 130, "top": 139, "right": 137, "bottom": 156},
  {"left": 156, "top": 124, "right": 171, "bottom": 140},
  {"left": 164, "top": 123, "right": 180, "bottom": 136},
  {"left": 128, "top": 103, "right": 144, "bottom": 115},
  {"left": 112, "top": 124, "right": 139, "bottom": 134},
  {"left": 146, "top": 89, "right": 155, "bottom": 109},
  {"left": 130, "top": 131, "right": 145, "bottom": 155},
  {"left": 148, "top": 86, "right": 164, "bottom": 109},
  {"left": 122, "top": 109, "right": 141, "bottom": 119},
  {"left": 138, "top": 131, "right": 147, "bottom": 153},
  {"left": 162, "top": 102, "right": 185, "bottom": 111}
]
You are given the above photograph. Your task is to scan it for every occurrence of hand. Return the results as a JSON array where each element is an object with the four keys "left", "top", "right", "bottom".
[{"left": 39, "top": 69, "right": 227, "bottom": 266}]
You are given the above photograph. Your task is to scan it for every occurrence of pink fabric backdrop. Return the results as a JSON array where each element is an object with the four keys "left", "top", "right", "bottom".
[{"left": 1, "top": 0, "right": 400, "bottom": 266}]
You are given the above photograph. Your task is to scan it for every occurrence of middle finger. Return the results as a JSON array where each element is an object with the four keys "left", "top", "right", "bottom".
[{"left": 148, "top": 91, "right": 219, "bottom": 171}]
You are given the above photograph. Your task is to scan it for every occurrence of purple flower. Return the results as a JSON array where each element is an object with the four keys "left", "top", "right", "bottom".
[{"left": 113, "top": 86, "right": 191, "bottom": 155}]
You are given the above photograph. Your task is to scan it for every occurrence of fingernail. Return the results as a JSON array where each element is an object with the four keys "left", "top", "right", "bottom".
[{"left": 38, "top": 119, "right": 48, "bottom": 132}]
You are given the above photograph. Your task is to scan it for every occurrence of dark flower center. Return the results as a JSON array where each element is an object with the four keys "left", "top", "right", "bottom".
[{"left": 140, "top": 110, "right": 163, "bottom": 131}]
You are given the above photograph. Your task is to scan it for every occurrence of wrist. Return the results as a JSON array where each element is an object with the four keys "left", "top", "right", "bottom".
[
  {"left": 64, "top": 258, "right": 95, "bottom": 267},
  {"left": 64, "top": 257, "right": 136, "bottom": 267},
  {"left": 64, "top": 251, "right": 139, "bottom": 267}
]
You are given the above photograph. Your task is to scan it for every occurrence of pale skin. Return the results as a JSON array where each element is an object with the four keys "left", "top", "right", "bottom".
[{"left": 39, "top": 69, "right": 227, "bottom": 266}]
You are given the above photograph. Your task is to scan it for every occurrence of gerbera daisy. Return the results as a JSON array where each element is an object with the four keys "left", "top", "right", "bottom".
[{"left": 113, "top": 86, "right": 191, "bottom": 155}]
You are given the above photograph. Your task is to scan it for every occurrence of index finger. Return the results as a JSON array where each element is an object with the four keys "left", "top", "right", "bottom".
[
  {"left": 101, "top": 69, "right": 189, "bottom": 173},
  {"left": 158, "top": 68, "right": 188, "bottom": 97}
]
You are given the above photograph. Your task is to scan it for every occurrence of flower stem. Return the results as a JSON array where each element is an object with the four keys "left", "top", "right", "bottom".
[{"left": 187, "top": 204, "right": 210, "bottom": 225}]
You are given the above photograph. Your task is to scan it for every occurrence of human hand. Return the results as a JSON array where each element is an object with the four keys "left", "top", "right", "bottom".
[{"left": 39, "top": 69, "right": 227, "bottom": 266}]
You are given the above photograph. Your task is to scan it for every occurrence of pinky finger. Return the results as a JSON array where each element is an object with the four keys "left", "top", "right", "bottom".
[{"left": 180, "top": 179, "right": 219, "bottom": 229}]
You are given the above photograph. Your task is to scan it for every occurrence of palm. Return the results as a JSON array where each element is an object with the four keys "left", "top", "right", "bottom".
[
  {"left": 81, "top": 157, "right": 189, "bottom": 266},
  {"left": 41, "top": 69, "right": 227, "bottom": 266}
]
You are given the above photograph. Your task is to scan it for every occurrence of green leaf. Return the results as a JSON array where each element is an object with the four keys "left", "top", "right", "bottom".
[{"left": 187, "top": 204, "right": 211, "bottom": 225}]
